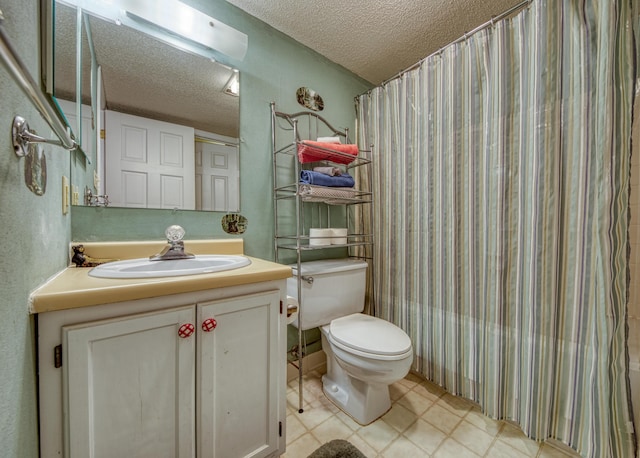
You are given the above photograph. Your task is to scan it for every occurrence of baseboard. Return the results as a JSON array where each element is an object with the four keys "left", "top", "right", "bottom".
[
  {"left": 287, "top": 350, "right": 327, "bottom": 382},
  {"left": 545, "top": 439, "right": 583, "bottom": 456}
]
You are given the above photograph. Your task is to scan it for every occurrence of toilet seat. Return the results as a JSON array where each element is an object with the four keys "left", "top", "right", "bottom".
[{"left": 328, "top": 313, "right": 412, "bottom": 361}]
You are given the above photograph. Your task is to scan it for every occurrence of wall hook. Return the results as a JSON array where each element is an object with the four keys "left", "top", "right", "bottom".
[{"left": 12, "top": 116, "right": 77, "bottom": 157}]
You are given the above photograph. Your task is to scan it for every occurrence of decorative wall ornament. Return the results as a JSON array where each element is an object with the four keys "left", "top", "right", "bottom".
[
  {"left": 24, "top": 142, "right": 46, "bottom": 196},
  {"left": 221, "top": 213, "right": 247, "bottom": 234},
  {"left": 296, "top": 87, "right": 324, "bottom": 111}
]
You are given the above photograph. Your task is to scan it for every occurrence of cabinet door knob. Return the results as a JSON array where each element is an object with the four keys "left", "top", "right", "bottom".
[
  {"left": 178, "top": 323, "right": 195, "bottom": 338},
  {"left": 202, "top": 318, "right": 217, "bottom": 332}
]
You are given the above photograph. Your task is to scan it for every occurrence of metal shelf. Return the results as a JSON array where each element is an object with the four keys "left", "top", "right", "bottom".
[
  {"left": 271, "top": 102, "right": 374, "bottom": 414},
  {"left": 275, "top": 234, "right": 373, "bottom": 251},
  {"left": 274, "top": 141, "right": 372, "bottom": 170},
  {"left": 275, "top": 183, "right": 372, "bottom": 205}
]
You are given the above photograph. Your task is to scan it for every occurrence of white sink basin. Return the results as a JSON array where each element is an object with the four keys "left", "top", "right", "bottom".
[{"left": 88, "top": 255, "right": 251, "bottom": 279}]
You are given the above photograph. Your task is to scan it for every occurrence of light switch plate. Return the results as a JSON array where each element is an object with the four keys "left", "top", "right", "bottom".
[{"left": 62, "top": 176, "right": 69, "bottom": 215}]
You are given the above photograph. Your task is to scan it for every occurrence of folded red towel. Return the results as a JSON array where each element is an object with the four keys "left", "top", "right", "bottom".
[{"left": 298, "top": 141, "right": 359, "bottom": 165}]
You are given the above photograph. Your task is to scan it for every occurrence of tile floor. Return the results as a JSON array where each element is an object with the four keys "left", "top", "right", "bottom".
[{"left": 284, "top": 371, "right": 581, "bottom": 458}]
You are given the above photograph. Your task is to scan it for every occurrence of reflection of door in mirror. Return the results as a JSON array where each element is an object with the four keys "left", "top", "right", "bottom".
[
  {"left": 195, "top": 135, "right": 240, "bottom": 212},
  {"left": 53, "top": 2, "right": 241, "bottom": 212},
  {"left": 103, "top": 112, "right": 240, "bottom": 211},
  {"left": 105, "top": 111, "right": 195, "bottom": 209}
]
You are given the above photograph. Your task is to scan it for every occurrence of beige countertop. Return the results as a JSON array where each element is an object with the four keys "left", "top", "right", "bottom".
[{"left": 30, "top": 240, "right": 292, "bottom": 314}]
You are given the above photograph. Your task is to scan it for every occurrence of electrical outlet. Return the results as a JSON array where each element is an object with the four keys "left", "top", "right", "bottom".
[{"left": 71, "top": 185, "right": 79, "bottom": 206}]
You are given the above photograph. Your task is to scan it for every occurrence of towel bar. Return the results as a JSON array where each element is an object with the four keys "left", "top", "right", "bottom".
[{"left": 0, "top": 9, "right": 87, "bottom": 160}]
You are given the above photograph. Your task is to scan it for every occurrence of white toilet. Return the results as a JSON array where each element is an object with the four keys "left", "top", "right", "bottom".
[{"left": 288, "top": 258, "right": 413, "bottom": 425}]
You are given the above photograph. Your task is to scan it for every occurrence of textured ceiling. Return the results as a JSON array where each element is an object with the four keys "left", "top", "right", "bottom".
[
  {"left": 54, "top": 4, "right": 239, "bottom": 137},
  {"left": 226, "top": 0, "right": 524, "bottom": 85},
  {"left": 54, "top": 0, "right": 525, "bottom": 137}
]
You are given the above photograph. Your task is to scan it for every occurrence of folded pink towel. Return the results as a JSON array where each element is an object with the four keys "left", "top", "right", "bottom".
[{"left": 298, "top": 141, "right": 359, "bottom": 165}]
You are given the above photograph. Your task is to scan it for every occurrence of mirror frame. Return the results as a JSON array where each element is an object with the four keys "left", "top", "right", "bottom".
[{"left": 41, "top": 0, "right": 91, "bottom": 159}]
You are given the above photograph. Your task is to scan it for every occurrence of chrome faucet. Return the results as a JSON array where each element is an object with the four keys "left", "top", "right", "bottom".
[{"left": 149, "top": 225, "right": 195, "bottom": 261}]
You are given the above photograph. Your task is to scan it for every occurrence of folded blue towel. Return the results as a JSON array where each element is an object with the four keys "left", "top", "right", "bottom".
[{"left": 300, "top": 170, "right": 355, "bottom": 187}]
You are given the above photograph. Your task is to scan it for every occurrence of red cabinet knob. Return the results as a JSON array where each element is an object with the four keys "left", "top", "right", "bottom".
[
  {"left": 178, "top": 323, "right": 195, "bottom": 338},
  {"left": 202, "top": 318, "right": 217, "bottom": 332}
]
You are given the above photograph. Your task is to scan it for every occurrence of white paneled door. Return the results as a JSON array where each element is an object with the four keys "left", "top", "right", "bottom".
[
  {"left": 195, "top": 137, "right": 240, "bottom": 212},
  {"left": 105, "top": 110, "right": 195, "bottom": 209}
]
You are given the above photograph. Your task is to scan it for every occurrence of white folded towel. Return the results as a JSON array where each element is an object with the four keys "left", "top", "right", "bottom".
[
  {"left": 313, "top": 166, "right": 342, "bottom": 176},
  {"left": 316, "top": 136, "right": 341, "bottom": 144}
]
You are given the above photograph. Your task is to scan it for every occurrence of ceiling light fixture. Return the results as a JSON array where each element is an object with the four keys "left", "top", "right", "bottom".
[
  {"left": 124, "top": 0, "right": 247, "bottom": 61},
  {"left": 59, "top": 0, "right": 248, "bottom": 61}
]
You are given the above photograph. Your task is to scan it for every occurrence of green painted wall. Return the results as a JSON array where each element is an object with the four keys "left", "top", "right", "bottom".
[
  {"left": 0, "top": 1, "right": 71, "bottom": 455},
  {"left": 71, "top": 0, "right": 373, "bottom": 261},
  {"left": 0, "top": 0, "right": 370, "bottom": 454}
]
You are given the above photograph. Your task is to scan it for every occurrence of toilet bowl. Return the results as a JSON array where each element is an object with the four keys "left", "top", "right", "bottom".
[
  {"left": 320, "top": 313, "right": 413, "bottom": 425},
  {"left": 288, "top": 258, "right": 414, "bottom": 425}
]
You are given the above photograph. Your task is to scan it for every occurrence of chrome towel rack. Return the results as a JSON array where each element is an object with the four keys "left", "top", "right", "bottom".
[{"left": 0, "top": 9, "right": 85, "bottom": 159}]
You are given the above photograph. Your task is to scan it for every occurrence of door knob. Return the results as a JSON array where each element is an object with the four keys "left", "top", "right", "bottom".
[
  {"left": 202, "top": 318, "right": 217, "bottom": 332},
  {"left": 178, "top": 323, "right": 195, "bottom": 338}
]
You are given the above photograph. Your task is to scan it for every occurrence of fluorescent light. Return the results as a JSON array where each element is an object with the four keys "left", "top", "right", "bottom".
[
  {"left": 59, "top": 0, "right": 248, "bottom": 61},
  {"left": 124, "top": 0, "right": 247, "bottom": 61}
]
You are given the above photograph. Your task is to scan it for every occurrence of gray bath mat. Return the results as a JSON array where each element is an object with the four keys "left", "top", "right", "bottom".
[{"left": 307, "top": 439, "right": 368, "bottom": 458}]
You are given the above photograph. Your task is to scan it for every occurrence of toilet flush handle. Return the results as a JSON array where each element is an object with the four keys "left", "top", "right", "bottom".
[{"left": 301, "top": 275, "right": 314, "bottom": 285}]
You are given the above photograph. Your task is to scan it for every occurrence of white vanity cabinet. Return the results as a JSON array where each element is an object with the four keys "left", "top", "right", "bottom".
[
  {"left": 38, "top": 282, "right": 286, "bottom": 458},
  {"left": 63, "top": 305, "right": 197, "bottom": 458}
]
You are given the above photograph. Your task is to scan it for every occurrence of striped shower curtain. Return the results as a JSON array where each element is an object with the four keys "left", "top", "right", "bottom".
[{"left": 355, "top": 0, "right": 637, "bottom": 456}]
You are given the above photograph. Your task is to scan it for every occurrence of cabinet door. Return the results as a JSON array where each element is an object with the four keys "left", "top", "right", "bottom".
[
  {"left": 198, "top": 291, "right": 281, "bottom": 458},
  {"left": 63, "top": 306, "right": 196, "bottom": 458}
]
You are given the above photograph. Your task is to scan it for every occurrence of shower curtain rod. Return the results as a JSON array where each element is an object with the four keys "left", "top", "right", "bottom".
[{"left": 374, "top": 0, "right": 532, "bottom": 89}]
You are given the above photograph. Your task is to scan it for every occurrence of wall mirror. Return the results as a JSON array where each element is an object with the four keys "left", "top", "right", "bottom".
[{"left": 52, "top": 1, "right": 241, "bottom": 212}]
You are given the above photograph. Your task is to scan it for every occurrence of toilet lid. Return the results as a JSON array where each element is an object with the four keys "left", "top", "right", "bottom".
[{"left": 329, "top": 314, "right": 412, "bottom": 356}]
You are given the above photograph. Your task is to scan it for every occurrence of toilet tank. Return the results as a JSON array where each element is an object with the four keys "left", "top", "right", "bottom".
[{"left": 288, "top": 258, "right": 368, "bottom": 330}]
